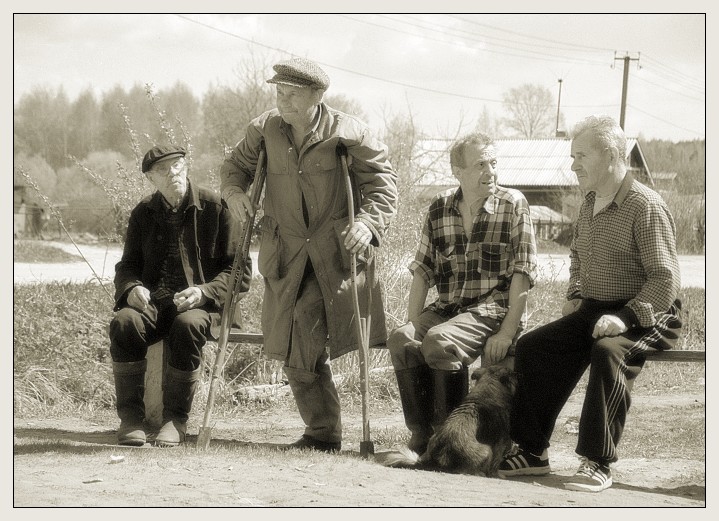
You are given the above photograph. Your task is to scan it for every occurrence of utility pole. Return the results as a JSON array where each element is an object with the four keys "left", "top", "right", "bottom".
[
  {"left": 613, "top": 52, "right": 641, "bottom": 130},
  {"left": 555, "top": 78, "right": 563, "bottom": 137}
]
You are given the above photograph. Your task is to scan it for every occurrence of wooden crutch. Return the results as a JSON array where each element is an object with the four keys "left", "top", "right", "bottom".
[
  {"left": 337, "top": 142, "right": 375, "bottom": 458},
  {"left": 197, "top": 143, "right": 266, "bottom": 450}
]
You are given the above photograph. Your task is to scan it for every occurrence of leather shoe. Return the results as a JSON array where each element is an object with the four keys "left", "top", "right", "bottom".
[{"left": 283, "top": 435, "right": 341, "bottom": 453}]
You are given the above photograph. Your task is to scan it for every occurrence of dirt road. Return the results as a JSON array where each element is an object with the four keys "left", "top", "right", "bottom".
[{"left": 13, "top": 391, "right": 706, "bottom": 508}]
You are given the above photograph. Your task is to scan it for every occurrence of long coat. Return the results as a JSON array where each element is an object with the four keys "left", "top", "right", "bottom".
[{"left": 220, "top": 104, "right": 398, "bottom": 360}]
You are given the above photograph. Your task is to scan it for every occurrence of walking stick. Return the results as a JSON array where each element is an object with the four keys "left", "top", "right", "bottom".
[
  {"left": 197, "top": 143, "right": 266, "bottom": 450},
  {"left": 337, "top": 142, "right": 375, "bottom": 458}
]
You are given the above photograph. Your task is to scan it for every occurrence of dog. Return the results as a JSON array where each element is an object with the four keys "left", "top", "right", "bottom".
[{"left": 382, "top": 364, "right": 518, "bottom": 477}]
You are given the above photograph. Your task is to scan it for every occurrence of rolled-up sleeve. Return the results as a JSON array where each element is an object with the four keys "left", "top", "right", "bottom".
[
  {"left": 408, "top": 213, "right": 436, "bottom": 287},
  {"left": 510, "top": 199, "right": 537, "bottom": 287}
]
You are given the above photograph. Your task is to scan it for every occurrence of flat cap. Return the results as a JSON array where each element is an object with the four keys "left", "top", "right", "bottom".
[
  {"left": 141, "top": 145, "right": 186, "bottom": 173},
  {"left": 266, "top": 57, "right": 330, "bottom": 90}
]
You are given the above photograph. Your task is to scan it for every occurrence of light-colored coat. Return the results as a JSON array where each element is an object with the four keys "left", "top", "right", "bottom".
[{"left": 220, "top": 104, "right": 398, "bottom": 360}]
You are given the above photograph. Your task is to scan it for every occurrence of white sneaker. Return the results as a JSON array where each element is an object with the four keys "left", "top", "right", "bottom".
[{"left": 564, "top": 458, "right": 612, "bottom": 492}]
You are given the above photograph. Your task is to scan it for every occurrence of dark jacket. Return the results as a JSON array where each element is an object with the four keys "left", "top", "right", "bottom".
[{"left": 113, "top": 179, "right": 250, "bottom": 313}]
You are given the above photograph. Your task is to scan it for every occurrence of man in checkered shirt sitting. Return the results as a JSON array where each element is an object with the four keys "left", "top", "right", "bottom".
[
  {"left": 387, "top": 131, "right": 538, "bottom": 457},
  {"left": 498, "top": 115, "right": 683, "bottom": 493}
]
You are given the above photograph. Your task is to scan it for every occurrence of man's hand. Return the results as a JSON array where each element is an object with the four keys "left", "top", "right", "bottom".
[
  {"left": 127, "top": 285, "right": 151, "bottom": 311},
  {"left": 561, "top": 298, "right": 582, "bottom": 316},
  {"left": 226, "top": 191, "right": 254, "bottom": 223},
  {"left": 173, "top": 287, "right": 207, "bottom": 313},
  {"left": 483, "top": 331, "right": 515, "bottom": 365},
  {"left": 341, "top": 221, "right": 372, "bottom": 255},
  {"left": 592, "top": 314, "right": 628, "bottom": 338}
]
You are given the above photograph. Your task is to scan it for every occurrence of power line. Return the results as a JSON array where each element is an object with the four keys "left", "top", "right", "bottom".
[
  {"left": 449, "top": 14, "right": 616, "bottom": 53},
  {"left": 642, "top": 54, "right": 705, "bottom": 91},
  {"left": 341, "top": 14, "right": 608, "bottom": 67},
  {"left": 176, "top": 14, "right": 504, "bottom": 103},
  {"left": 627, "top": 103, "right": 704, "bottom": 138},
  {"left": 631, "top": 74, "right": 705, "bottom": 103}
]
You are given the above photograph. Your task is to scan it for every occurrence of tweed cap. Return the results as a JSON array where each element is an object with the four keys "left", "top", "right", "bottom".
[
  {"left": 141, "top": 145, "right": 186, "bottom": 173},
  {"left": 266, "top": 57, "right": 330, "bottom": 90}
]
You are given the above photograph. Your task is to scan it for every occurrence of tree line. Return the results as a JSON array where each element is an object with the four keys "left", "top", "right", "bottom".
[{"left": 14, "top": 63, "right": 704, "bottom": 251}]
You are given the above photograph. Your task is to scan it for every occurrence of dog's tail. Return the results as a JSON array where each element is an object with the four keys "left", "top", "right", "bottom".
[{"left": 381, "top": 446, "right": 423, "bottom": 469}]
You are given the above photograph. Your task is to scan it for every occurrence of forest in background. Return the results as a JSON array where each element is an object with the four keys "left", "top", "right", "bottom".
[{"left": 13, "top": 61, "right": 705, "bottom": 252}]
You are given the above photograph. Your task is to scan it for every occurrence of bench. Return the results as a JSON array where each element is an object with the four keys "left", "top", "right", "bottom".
[
  {"left": 143, "top": 330, "right": 267, "bottom": 428},
  {"left": 142, "top": 331, "right": 705, "bottom": 428}
]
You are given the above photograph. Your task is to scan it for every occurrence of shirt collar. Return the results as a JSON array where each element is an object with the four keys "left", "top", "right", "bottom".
[
  {"left": 450, "top": 187, "right": 496, "bottom": 215},
  {"left": 584, "top": 171, "right": 634, "bottom": 208}
]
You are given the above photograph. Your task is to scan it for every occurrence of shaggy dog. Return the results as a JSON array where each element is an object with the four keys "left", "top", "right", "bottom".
[{"left": 382, "top": 365, "right": 518, "bottom": 477}]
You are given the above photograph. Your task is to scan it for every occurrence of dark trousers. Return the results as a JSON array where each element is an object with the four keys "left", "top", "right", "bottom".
[
  {"left": 109, "top": 302, "right": 212, "bottom": 371},
  {"left": 510, "top": 299, "right": 682, "bottom": 464}
]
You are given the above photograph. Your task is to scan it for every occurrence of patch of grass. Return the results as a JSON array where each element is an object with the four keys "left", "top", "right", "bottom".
[{"left": 14, "top": 240, "right": 82, "bottom": 263}]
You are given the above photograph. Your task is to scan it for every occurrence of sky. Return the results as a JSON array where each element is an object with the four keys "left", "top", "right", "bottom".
[{"left": 11, "top": 9, "right": 708, "bottom": 143}]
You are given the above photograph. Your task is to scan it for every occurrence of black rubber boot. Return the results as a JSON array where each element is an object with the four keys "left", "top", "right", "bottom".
[
  {"left": 112, "top": 360, "right": 147, "bottom": 446},
  {"left": 155, "top": 365, "right": 200, "bottom": 447},
  {"left": 394, "top": 365, "right": 434, "bottom": 454},
  {"left": 431, "top": 366, "right": 469, "bottom": 428},
  {"left": 284, "top": 364, "right": 342, "bottom": 449}
]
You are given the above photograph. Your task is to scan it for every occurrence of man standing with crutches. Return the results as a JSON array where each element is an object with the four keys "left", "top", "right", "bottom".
[{"left": 221, "top": 57, "right": 398, "bottom": 453}]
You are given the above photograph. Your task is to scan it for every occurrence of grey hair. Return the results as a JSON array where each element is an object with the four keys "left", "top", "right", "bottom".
[
  {"left": 449, "top": 132, "right": 495, "bottom": 168},
  {"left": 571, "top": 115, "right": 627, "bottom": 165}
]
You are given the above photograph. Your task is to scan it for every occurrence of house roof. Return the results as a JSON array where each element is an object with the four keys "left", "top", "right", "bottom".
[
  {"left": 530, "top": 205, "right": 572, "bottom": 223},
  {"left": 415, "top": 138, "right": 647, "bottom": 188}
]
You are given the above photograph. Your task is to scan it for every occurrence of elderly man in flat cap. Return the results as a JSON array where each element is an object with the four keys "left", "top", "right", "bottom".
[
  {"left": 109, "top": 145, "right": 251, "bottom": 447},
  {"left": 221, "top": 57, "right": 398, "bottom": 452}
]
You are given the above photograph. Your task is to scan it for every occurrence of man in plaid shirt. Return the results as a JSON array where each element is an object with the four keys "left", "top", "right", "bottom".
[
  {"left": 387, "top": 132, "right": 537, "bottom": 456},
  {"left": 498, "top": 115, "right": 683, "bottom": 493}
]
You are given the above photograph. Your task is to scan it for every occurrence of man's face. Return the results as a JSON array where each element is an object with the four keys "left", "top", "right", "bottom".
[
  {"left": 147, "top": 156, "right": 188, "bottom": 202},
  {"left": 570, "top": 132, "right": 612, "bottom": 193},
  {"left": 453, "top": 144, "right": 497, "bottom": 199},
  {"left": 275, "top": 84, "right": 320, "bottom": 129}
]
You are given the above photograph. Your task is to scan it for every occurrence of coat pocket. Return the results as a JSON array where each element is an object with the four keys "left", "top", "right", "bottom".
[{"left": 258, "top": 215, "right": 282, "bottom": 279}]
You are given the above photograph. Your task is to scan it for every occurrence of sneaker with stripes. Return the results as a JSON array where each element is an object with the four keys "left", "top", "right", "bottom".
[
  {"left": 497, "top": 447, "right": 551, "bottom": 477},
  {"left": 564, "top": 458, "right": 612, "bottom": 492}
]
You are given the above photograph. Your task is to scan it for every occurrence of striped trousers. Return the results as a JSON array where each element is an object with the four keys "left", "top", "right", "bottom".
[{"left": 509, "top": 299, "right": 682, "bottom": 464}]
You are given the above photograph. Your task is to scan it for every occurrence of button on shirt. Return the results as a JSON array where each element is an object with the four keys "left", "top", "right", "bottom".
[{"left": 410, "top": 185, "right": 537, "bottom": 324}]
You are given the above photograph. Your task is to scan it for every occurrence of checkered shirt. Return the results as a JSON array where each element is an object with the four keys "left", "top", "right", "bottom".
[
  {"left": 567, "top": 174, "right": 681, "bottom": 328},
  {"left": 409, "top": 186, "right": 537, "bottom": 324}
]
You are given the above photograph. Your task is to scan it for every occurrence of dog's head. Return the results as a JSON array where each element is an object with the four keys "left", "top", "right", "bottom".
[{"left": 471, "top": 365, "right": 519, "bottom": 395}]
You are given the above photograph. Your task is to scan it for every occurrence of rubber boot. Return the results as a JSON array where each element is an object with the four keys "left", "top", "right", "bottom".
[
  {"left": 284, "top": 363, "right": 342, "bottom": 450},
  {"left": 112, "top": 360, "right": 147, "bottom": 446},
  {"left": 394, "top": 365, "right": 433, "bottom": 454},
  {"left": 155, "top": 365, "right": 200, "bottom": 447},
  {"left": 431, "top": 366, "right": 469, "bottom": 428}
]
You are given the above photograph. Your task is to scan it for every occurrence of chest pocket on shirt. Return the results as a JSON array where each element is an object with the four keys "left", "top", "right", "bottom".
[
  {"left": 435, "top": 251, "right": 457, "bottom": 278},
  {"left": 306, "top": 155, "right": 337, "bottom": 175},
  {"left": 478, "top": 242, "right": 510, "bottom": 277}
]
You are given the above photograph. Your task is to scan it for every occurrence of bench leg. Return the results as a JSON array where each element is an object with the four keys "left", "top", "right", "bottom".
[{"left": 144, "top": 341, "right": 167, "bottom": 431}]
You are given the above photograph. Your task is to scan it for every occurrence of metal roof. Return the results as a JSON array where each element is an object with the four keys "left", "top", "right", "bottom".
[{"left": 415, "top": 138, "right": 641, "bottom": 188}]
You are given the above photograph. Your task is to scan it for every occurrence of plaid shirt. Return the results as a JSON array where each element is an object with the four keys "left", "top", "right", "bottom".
[
  {"left": 567, "top": 173, "right": 681, "bottom": 328},
  {"left": 410, "top": 186, "right": 537, "bottom": 324}
]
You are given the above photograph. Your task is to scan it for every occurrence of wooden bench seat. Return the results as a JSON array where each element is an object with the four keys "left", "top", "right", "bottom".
[{"left": 143, "top": 329, "right": 705, "bottom": 427}]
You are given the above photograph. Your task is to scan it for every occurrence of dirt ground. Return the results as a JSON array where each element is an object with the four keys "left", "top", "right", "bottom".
[
  {"left": 12, "top": 391, "right": 705, "bottom": 509},
  {"left": 12, "top": 242, "right": 707, "bottom": 510}
]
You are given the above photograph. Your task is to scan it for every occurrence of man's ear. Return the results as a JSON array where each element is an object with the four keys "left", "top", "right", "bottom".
[{"left": 606, "top": 146, "right": 619, "bottom": 165}]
